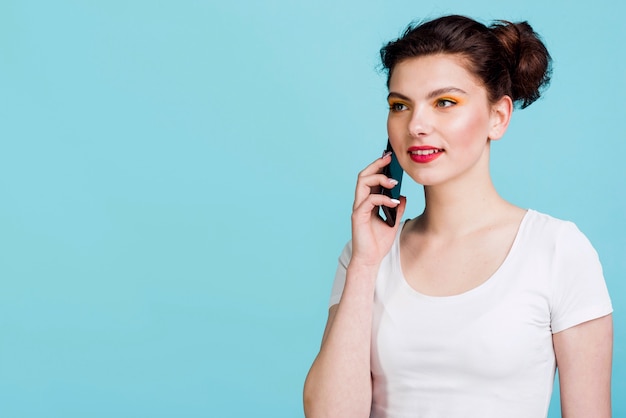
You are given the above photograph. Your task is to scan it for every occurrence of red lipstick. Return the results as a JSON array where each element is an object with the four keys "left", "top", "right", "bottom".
[{"left": 408, "top": 146, "right": 444, "bottom": 163}]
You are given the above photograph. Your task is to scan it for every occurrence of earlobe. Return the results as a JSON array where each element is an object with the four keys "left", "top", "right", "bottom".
[{"left": 489, "top": 96, "right": 513, "bottom": 141}]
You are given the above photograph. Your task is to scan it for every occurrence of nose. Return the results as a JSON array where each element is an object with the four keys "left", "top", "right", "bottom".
[{"left": 408, "top": 107, "right": 432, "bottom": 137}]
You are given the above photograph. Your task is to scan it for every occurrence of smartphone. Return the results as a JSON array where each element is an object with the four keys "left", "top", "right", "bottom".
[{"left": 380, "top": 140, "right": 404, "bottom": 227}]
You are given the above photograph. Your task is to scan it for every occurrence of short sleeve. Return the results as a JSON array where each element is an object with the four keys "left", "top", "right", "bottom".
[
  {"left": 550, "top": 222, "right": 613, "bottom": 334},
  {"left": 329, "top": 240, "right": 352, "bottom": 307}
]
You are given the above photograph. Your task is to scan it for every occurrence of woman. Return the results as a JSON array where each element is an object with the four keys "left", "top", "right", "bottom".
[{"left": 303, "top": 15, "right": 613, "bottom": 418}]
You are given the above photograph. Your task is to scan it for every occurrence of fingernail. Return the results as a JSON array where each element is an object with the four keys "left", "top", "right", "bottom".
[
  {"left": 390, "top": 198, "right": 400, "bottom": 204},
  {"left": 382, "top": 151, "right": 392, "bottom": 158},
  {"left": 388, "top": 179, "right": 398, "bottom": 185}
]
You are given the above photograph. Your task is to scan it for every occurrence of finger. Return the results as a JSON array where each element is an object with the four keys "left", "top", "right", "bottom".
[
  {"left": 357, "top": 152, "right": 392, "bottom": 179},
  {"left": 352, "top": 193, "right": 401, "bottom": 224},
  {"left": 353, "top": 174, "right": 399, "bottom": 210},
  {"left": 352, "top": 152, "right": 395, "bottom": 210}
]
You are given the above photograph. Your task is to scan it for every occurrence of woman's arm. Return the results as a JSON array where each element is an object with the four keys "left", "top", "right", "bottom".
[
  {"left": 303, "top": 153, "right": 406, "bottom": 418},
  {"left": 303, "top": 265, "right": 378, "bottom": 418},
  {"left": 553, "top": 314, "right": 613, "bottom": 418}
]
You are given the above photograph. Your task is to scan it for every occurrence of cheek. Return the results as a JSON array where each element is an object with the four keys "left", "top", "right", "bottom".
[
  {"left": 386, "top": 116, "right": 398, "bottom": 135},
  {"left": 387, "top": 117, "right": 404, "bottom": 147},
  {"left": 444, "top": 110, "right": 490, "bottom": 147}
]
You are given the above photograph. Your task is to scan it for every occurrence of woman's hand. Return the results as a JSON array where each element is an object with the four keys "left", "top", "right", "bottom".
[{"left": 350, "top": 152, "right": 406, "bottom": 268}]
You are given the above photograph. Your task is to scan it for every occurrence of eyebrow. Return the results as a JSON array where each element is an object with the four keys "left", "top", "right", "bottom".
[{"left": 387, "top": 87, "right": 468, "bottom": 102}]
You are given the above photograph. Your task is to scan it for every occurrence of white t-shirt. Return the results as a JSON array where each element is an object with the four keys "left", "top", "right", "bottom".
[{"left": 329, "top": 210, "right": 612, "bottom": 418}]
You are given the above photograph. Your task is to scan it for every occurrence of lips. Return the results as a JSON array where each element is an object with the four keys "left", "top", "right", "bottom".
[{"left": 408, "top": 146, "right": 444, "bottom": 163}]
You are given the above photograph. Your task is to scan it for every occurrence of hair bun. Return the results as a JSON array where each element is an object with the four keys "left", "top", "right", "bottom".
[{"left": 490, "top": 21, "right": 552, "bottom": 108}]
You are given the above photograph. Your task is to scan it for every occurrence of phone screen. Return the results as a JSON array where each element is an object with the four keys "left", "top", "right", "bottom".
[{"left": 380, "top": 140, "right": 403, "bottom": 226}]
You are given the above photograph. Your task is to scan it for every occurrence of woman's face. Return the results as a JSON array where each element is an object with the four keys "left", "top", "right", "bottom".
[{"left": 387, "top": 54, "right": 509, "bottom": 187}]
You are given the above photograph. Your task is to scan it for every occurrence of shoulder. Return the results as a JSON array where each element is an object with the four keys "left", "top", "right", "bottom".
[
  {"left": 527, "top": 210, "right": 613, "bottom": 333},
  {"left": 524, "top": 209, "right": 576, "bottom": 234},
  {"left": 522, "top": 209, "right": 594, "bottom": 253},
  {"left": 524, "top": 209, "right": 604, "bottom": 289},
  {"left": 516, "top": 209, "right": 603, "bottom": 283}
]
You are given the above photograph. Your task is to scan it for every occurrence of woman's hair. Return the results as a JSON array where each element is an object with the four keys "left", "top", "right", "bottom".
[{"left": 380, "top": 15, "right": 552, "bottom": 109}]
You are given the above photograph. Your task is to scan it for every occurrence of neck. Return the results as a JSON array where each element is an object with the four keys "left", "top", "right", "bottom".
[
  {"left": 415, "top": 150, "right": 512, "bottom": 237},
  {"left": 421, "top": 180, "right": 504, "bottom": 235}
]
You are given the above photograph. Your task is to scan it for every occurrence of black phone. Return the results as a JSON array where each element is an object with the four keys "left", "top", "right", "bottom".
[{"left": 380, "top": 140, "right": 404, "bottom": 227}]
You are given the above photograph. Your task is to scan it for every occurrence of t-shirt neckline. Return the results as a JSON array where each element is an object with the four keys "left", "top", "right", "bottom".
[{"left": 394, "top": 209, "right": 534, "bottom": 301}]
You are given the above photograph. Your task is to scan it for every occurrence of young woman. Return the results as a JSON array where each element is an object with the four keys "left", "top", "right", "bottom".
[{"left": 303, "top": 15, "right": 613, "bottom": 418}]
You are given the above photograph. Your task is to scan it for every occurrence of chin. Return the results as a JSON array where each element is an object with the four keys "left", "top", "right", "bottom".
[{"left": 405, "top": 172, "right": 443, "bottom": 187}]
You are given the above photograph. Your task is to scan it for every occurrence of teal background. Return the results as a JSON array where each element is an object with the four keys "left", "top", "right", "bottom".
[{"left": 0, "top": 1, "right": 623, "bottom": 417}]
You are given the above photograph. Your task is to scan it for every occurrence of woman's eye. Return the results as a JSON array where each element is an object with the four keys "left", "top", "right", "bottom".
[
  {"left": 435, "top": 98, "right": 456, "bottom": 108},
  {"left": 389, "top": 102, "right": 408, "bottom": 112}
]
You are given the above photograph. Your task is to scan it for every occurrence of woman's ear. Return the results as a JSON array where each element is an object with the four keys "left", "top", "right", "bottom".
[{"left": 488, "top": 95, "right": 513, "bottom": 141}]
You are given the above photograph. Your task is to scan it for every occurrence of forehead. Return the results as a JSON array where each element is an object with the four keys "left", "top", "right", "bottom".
[{"left": 388, "top": 54, "right": 485, "bottom": 95}]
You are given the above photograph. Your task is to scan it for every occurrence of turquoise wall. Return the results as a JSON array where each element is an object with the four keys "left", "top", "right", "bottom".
[{"left": 1, "top": 1, "right": 623, "bottom": 416}]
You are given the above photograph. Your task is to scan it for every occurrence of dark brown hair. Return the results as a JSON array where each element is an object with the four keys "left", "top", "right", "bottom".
[{"left": 380, "top": 15, "right": 552, "bottom": 109}]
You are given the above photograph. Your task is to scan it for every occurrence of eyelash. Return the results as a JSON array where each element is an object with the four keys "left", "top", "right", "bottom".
[
  {"left": 435, "top": 98, "right": 457, "bottom": 108},
  {"left": 388, "top": 98, "right": 458, "bottom": 112},
  {"left": 388, "top": 102, "right": 408, "bottom": 112}
]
